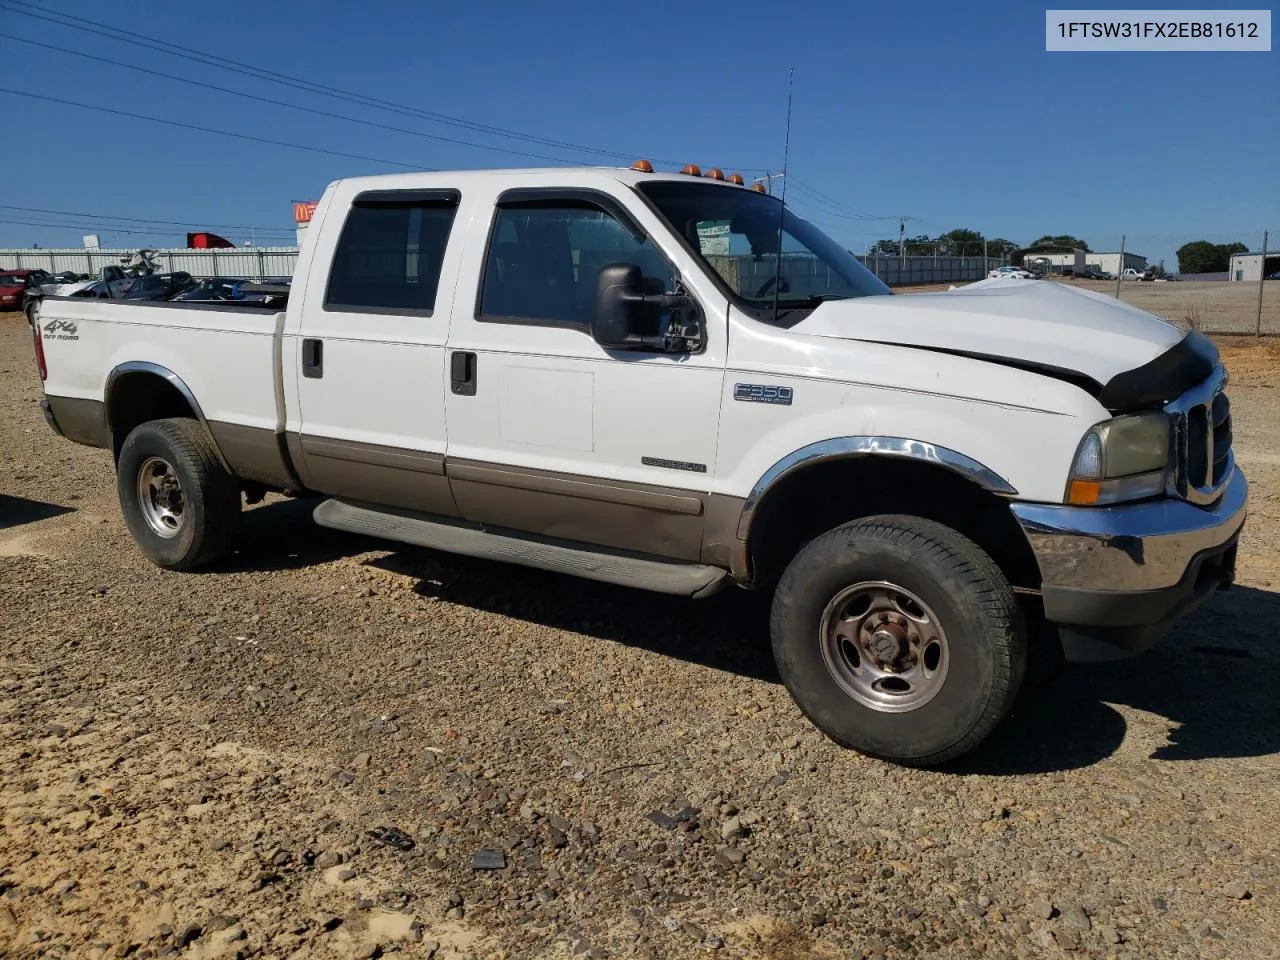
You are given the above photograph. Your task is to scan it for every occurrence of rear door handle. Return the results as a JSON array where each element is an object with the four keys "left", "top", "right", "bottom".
[
  {"left": 450, "top": 351, "right": 477, "bottom": 396},
  {"left": 302, "top": 338, "right": 323, "bottom": 379}
]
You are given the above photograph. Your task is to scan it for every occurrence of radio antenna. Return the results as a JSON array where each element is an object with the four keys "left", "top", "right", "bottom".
[{"left": 771, "top": 67, "right": 794, "bottom": 327}]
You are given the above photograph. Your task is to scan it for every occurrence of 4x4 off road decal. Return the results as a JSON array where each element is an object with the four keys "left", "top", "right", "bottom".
[{"left": 42, "top": 319, "right": 79, "bottom": 341}]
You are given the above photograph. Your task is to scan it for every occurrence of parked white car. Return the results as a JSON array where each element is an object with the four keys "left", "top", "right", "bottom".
[
  {"left": 987, "top": 266, "right": 1034, "bottom": 280},
  {"left": 31, "top": 164, "right": 1247, "bottom": 766}
]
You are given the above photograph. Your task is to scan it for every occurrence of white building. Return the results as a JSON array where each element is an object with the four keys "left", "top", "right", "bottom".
[
  {"left": 1229, "top": 251, "right": 1279, "bottom": 282},
  {"left": 1025, "top": 251, "right": 1148, "bottom": 275}
]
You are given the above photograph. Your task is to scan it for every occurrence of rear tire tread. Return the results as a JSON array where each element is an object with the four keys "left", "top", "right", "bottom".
[{"left": 117, "top": 417, "right": 240, "bottom": 571}]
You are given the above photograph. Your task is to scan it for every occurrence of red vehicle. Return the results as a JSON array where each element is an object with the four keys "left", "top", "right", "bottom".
[{"left": 0, "top": 269, "right": 47, "bottom": 311}]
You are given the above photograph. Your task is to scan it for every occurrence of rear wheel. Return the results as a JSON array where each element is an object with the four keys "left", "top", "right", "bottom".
[
  {"left": 116, "top": 418, "right": 240, "bottom": 570},
  {"left": 770, "top": 515, "right": 1026, "bottom": 767}
]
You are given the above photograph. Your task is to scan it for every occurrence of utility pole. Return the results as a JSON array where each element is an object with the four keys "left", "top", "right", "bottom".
[
  {"left": 1256, "top": 230, "right": 1269, "bottom": 337},
  {"left": 1114, "top": 234, "right": 1125, "bottom": 299},
  {"left": 898, "top": 216, "right": 907, "bottom": 257},
  {"left": 752, "top": 171, "right": 786, "bottom": 195}
]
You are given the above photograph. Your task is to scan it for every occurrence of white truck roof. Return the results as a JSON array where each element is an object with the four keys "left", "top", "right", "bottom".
[{"left": 326, "top": 166, "right": 761, "bottom": 194}]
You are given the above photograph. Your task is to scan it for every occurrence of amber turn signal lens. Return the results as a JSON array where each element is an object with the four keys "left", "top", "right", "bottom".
[
  {"left": 631, "top": 159, "right": 654, "bottom": 172},
  {"left": 727, "top": 173, "right": 745, "bottom": 185},
  {"left": 1067, "top": 479, "right": 1102, "bottom": 505},
  {"left": 705, "top": 168, "right": 724, "bottom": 180},
  {"left": 680, "top": 163, "right": 702, "bottom": 176}
]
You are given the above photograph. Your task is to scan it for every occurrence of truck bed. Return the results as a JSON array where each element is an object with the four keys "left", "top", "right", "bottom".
[{"left": 37, "top": 295, "right": 295, "bottom": 489}]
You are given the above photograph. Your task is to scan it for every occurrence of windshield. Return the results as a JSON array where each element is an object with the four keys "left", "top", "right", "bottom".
[{"left": 636, "top": 180, "right": 890, "bottom": 323}]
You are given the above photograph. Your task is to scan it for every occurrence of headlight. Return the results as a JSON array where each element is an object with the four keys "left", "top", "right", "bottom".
[{"left": 1066, "top": 412, "right": 1170, "bottom": 505}]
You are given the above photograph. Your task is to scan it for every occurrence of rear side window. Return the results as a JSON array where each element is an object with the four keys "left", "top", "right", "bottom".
[{"left": 325, "top": 191, "right": 459, "bottom": 314}]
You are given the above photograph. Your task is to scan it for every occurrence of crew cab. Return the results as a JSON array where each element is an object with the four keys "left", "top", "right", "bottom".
[{"left": 31, "top": 165, "right": 1247, "bottom": 766}]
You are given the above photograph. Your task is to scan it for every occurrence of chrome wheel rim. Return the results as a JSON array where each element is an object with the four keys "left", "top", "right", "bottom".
[
  {"left": 819, "top": 580, "right": 949, "bottom": 713},
  {"left": 137, "top": 456, "right": 185, "bottom": 538}
]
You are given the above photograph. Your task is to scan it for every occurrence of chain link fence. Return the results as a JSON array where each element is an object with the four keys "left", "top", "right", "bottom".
[
  {"left": 1055, "top": 230, "right": 1276, "bottom": 336},
  {"left": 0, "top": 246, "right": 296, "bottom": 279}
]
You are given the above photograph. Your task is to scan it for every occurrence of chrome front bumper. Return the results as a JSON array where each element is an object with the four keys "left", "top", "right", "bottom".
[{"left": 1010, "top": 470, "right": 1247, "bottom": 659}]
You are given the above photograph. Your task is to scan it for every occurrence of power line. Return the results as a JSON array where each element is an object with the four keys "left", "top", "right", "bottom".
[
  {"left": 0, "top": 87, "right": 433, "bottom": 171},
  {"left": 0, "top": 217, "right": 197, "bottom": 238},
  {"left": 0, "top": 35, "right": 593, "bottom": 167},
  {"left": 0, "top": 0, "right": 766, "bottom": 173},
  {"left": 787, "top": 178, "right": 895, "bottom": 220},
  {"left": 787, "top": 196, "right": 893, "bottom": 223},
  {"left": 0, "top": 204, "right": 297, "bottom": 236}
]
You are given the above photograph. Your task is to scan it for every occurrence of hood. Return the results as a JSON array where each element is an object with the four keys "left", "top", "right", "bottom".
[
  {"left": 792, "top": 278, "right": 1187, "bottom": 392},
  {"left": 33, "top": 279, "right": 96, "bottom": 297}
]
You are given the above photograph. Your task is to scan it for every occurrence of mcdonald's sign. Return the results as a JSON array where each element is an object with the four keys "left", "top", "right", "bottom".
[{"left": 293, "top": 201, "right": 318, "bottom": 224}]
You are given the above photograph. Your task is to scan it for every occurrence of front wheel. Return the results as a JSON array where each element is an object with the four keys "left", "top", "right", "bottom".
[
  {"left": 116, "top": 418, "right": 241, "bottom": 570},
  {"left": 770, "top": 515, "right": 1026, "bottom": 767}
]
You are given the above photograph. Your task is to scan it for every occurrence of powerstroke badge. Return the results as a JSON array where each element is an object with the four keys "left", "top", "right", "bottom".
[{"left": 734, "top": 383, "right": 793, "bottom": 405}]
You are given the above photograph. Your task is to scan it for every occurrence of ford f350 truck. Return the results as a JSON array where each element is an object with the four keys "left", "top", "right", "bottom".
[{"left": 32, "top": 164, "right": 1247, "bottom": 766}]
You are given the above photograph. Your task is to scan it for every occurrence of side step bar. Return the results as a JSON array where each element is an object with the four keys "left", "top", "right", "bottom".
[{"left": 313, "top": 499, "right": 728, "bottom": 598}]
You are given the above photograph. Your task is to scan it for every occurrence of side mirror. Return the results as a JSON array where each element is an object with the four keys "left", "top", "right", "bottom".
[
  {"left": 591, "top": 263, "right": 646, "bottom": 349},
  {"left": 592, "top": 263, "right": 703, "bottom": 353}
]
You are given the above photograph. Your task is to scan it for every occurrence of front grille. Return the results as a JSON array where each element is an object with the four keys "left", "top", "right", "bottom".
[
  {"left": 1212, "top": 392, "right": 1232, "bottom": 485},
  {"left": 1168, "top": 368, "right": 1233, "bottom": 504}
]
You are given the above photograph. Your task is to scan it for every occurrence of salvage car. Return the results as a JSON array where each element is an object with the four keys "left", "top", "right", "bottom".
[
  {"left": 120, "top": 272, "right": 195, "bottom": 301},
  {"left": 29, "top": 164, "right": 1247, "bottom": 766},
  {"left": 0, "top": 269, "right": 47, "bottom": 311},
  {"left": 987, "top": 265, "right": 1034, "bottom": 280}
]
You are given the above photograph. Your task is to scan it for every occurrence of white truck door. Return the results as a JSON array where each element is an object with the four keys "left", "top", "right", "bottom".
[
  {"left": 290, "top": 187, "right": 464, "bottom": 516},
  {"left": 443, "top": 184, "right": 727, "bottom": 562}
]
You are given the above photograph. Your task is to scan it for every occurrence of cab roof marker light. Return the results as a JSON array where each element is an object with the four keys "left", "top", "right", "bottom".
[
  {"left": 630, "top": 159, "right": 654, "bottom": 173},
  {"left": 680, "top": 164, "right": 702, "bottom": 177}
]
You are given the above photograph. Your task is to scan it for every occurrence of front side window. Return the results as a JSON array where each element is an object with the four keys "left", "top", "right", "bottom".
[
  {"left": 479, "top": 201, "right": 675, "bottom": 328},
  {"left": 325, "top": 194, "right": 459, "bottom": 313},
  {"left": 637, "top": 180, "right": 890, "bottom": 326}
]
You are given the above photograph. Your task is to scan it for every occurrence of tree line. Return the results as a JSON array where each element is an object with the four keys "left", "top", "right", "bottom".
[
  {"left": 868, "top": 231, "right": 1091, "bottom": 258},
  {"left": 1175, "top": 241, "right": 1248, "bottom": 275}
]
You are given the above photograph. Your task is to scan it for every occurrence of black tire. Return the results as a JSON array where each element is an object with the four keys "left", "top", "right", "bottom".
[
  {"left": 770, "top": 514, "right": 1026, "bottom": 767},
  {"left": 116, "top": 418, "right": 241, "bottom": 570}
]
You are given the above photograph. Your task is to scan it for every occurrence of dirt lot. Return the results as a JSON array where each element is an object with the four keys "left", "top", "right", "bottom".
[
  {"left": 905, "top": 278, "right": 1279, "bottom": 336},
  {"left": 1, "top": 303, "right": 1278, "bottom": 960}
]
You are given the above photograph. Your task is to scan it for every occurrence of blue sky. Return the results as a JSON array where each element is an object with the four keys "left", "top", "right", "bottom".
[{"left": 1, "top": 0, "right": 1275, "bottom": 269}]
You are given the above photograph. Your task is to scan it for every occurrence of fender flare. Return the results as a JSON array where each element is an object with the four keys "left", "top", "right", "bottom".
[
  {"left": 735, "top": 436, "right": 1019, "bottom": 543},
  {"left": 103, "top": 361, "right": 231, "bottom": 470}
]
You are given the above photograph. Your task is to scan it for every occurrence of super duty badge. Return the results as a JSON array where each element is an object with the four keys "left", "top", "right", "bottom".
[{"left": 734, "top": 383, "right": 793, "bottom": 405}]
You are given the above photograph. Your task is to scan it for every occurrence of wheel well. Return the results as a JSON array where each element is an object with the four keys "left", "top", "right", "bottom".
[
  {"left": 105, "top": 372, "right": 198, "bottom": 457},
  {"left": 745, "top": 457, "right": 1041, "bottom": 591}
]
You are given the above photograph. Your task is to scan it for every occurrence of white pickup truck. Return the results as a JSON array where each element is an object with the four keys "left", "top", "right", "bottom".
[{"left": 32, "top": 164, "right": 1247, "bottom": 766}]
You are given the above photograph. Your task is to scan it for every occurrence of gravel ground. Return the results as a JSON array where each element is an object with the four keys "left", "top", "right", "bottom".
[{"left": 1, "top": 313, "right": 1277, "bottom": 959}]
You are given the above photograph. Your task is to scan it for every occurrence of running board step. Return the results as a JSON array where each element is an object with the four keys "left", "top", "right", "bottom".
[{"left": 313, "top": 499, "right": 728, "bottom": 598}]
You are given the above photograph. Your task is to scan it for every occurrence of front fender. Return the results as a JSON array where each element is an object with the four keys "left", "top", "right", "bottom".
[{"left": 735, "top": 435, "right": 1018, "bottom": 541}]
